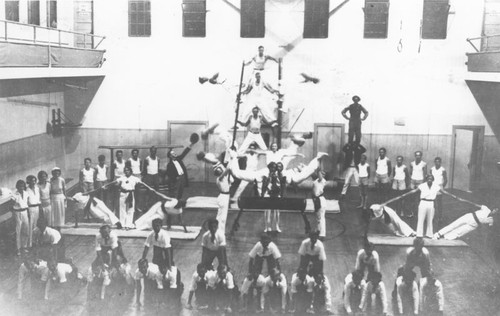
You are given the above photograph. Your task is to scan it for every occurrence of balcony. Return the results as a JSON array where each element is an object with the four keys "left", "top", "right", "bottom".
[
  {"left": 466, "top": 34, "right": 500, "bottom": 74},
  {"left": 0, "top": 19, "right": 106, "bottom": 79}
]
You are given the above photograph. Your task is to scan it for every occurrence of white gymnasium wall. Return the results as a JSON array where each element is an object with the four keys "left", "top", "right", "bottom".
[{"left": 82, "top": 0, "right": 492, "bottom": 136}]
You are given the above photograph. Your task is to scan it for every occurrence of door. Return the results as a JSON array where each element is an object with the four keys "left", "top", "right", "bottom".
[
  {"left": 313, "top": 123, "right": 344, "bottom": 179},
  {"left": 451, "top": 126, "right": 484, "bottom": 192},
  {"left": 74, "top": 0, "right": 94, "bottom": 48},
  {"left": 168, "top": 121, "right": 208, "bottom": 183}
]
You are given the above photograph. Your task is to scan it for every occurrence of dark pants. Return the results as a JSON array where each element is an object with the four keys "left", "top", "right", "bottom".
[
  {"left": 295, "top": 287, "right": 313, "bottom": 313},
  {"left": 201, "top": 247, "right": 227, "bottom": 269},
  {"left": 348, "top": 123, "right": 362, "bottom": 144},
  {"left": 195, "top": 281, "right": 209, "bottom": 307},
  {"left": 313, "top": 287, "right": 326, "bottom": 313},
  {"left": 152, "top": 246, "right": 170, "bottom": 272},
  {"left": 168, "top": 175, "right": 186, "bottom": 200},
  {"left": 95, "top": 241, "right": 126, "bottom": 267},
  {"left": 299, "top": 254, "right": 323, "bottom": 276},
  {"left": 252, "top": 255, "right": 277, "bottom": 274}
]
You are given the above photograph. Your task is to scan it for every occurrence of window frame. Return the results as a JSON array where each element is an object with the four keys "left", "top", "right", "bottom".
[{"left": 128, "top": 0, "right": 152, "bottom": 37}]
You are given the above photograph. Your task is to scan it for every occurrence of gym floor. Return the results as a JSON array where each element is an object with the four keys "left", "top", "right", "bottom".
[{"left": 0, "top": 183, "right": 499, "bottom": 316}]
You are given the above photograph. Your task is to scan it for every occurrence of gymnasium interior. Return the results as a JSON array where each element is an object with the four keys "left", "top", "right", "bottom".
[{"left": 1, "top": 0, "right": 500, "bottom": 315}]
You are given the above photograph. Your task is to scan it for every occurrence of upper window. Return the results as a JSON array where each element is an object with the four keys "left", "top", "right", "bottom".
[
  {"left": 303, "top": 0, "right": 329, "bottom": 39},
  {"left": 5, "top": 0, "right": 20, "bottom": 22},
  {"left": 364, "top": 0, "right": 390, "bottom": 39},
  {"left": 422, "top": 0, "right": 450, "bottom": 39},
  {"left": 241, "top": 0, "right": 265, "bottom": 38},
  {"left": 182, "top": 0, "right": 206, "bottom": 37},
  {"left": 28, "top": 0, "right": 40, "bottom": 25},
  {"left": 129, "top": 0, "right": 151, "bottom": 37},
  {"left": 47, "top": 0, "right": 57, "bottom": 28}
]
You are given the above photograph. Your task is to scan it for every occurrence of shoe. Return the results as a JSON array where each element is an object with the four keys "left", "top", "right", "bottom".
[
  {"left": 116, "top": 222, "right": 123, "bottom": 229},
  {"left": 302, "top": 132, "right": 313, "bottom": 139},
  {"left": 276, "top": 227, "right": 282, "bottom": 233}
]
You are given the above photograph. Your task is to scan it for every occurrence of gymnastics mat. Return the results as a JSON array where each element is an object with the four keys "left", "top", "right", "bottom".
[
  {"left": 185, "top": 196, "right": 340, "bottom": 213},
  {"left": 367, "top": 234, "right": 468, "bottom": 247},
  {"left": 61, "top": 223, "right": 201, "bottom": 240}
]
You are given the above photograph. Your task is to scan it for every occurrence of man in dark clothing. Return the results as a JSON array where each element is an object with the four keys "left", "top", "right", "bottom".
[
  {"left": 340, "top": 142, "right": 366, "bottom": 200},
  {"left": 166, "top": 145, "right": 192, "bottom": 200},
  {"left": 341, "top": 95, "right": 369, "bottom": 144}
]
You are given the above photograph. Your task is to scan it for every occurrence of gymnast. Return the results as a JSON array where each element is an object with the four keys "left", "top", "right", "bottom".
[
  {"left": 434, "top": 205, "right": 498, "bottom": 240},
  {"left": 368, "top": 204, "right": 417, "bottom": 237}
]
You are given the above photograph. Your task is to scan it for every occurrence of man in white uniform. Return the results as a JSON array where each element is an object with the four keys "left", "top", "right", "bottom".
[
  {"left": 237, "top": 106, "right": 276, "bottom": 153},
  {"left": 434, "top": 205, "right": 498, "bottom": 240}
]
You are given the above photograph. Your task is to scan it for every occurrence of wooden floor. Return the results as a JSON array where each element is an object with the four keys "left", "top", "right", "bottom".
[{"left": 1, "top": 183, "right": 500, "bottom": 316}]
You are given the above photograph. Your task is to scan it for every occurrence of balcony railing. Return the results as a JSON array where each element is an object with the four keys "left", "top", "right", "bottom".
[
  {"left": 467, "top": 34, "right": 500, "bottom": 53},
  {"left": 466, "top": 34, "right": 500, "bottom": 72},
  {"left": 0, "top": 19, "right": 105, "bottom": 49}
]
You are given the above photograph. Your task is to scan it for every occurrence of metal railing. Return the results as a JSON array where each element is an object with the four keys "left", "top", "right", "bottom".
[
  {"left": 0, "top": 19, "right": 105, "bottom": 50},
  {"left": 467, "top": 34, "right": 500, "bottom": 53}
]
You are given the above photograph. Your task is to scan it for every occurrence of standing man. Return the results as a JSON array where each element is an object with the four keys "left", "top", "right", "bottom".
[
  {"left": 142, "top": 218, "right": 173, "bottom": 274},
  {"left": 244, "top": 45, "right": 278, "bottom": 73},
  {"left": 374, "top": 148, "right": 392, "bottom": 202},
  {"left": 241, "top": 72, "right": 280, "bottom": 122},
  {"left": 340, "top": 142, "right": 366, "bottom": 201},
  {"left": 237, "top": 107, "right": 276, "bottom": 154},
  {"left": 166, "top": 140, "right": 195, "bottom": 200},
  {"left": 112, "top": 150, "right": 126, "bottom": 213},
  {"left": 341, "top": 95, "right": 369, "bottom": 144},
  {"left": 430, "top": 157, "right": 448, "bottom": 227},
  {"left": 127, "top": 149, "right": 142, "bottom": 178},
  {"left": 80, "top": 158, "right": 96, "bottom": 194},
  {"left": 409, "top": 151, "right": 427, "bottom": 217},
  {"left": 143, "top": 146, "right": 160, "bottom": 208}
]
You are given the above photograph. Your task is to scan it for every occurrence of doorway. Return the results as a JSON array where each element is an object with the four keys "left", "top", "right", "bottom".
[
  {"left": 168, "top": 121, "right": 208, "bottom": 183},
  {"left": 451, "top": 125, "right": 484, "bottom": 192},
  {"left": 313, "top": 123, "right": 345, "bottom": 179}
]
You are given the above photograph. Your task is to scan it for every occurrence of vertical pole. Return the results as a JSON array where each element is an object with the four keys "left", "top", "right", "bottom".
[
  {"left": 33, "top": 26, "right": 36, "bottom": 43},
  {"left": 276, "top": 58, "right": 283, "bottom": 148},
  {"left": 4, "top": 21, "right": 7, "bottom": 41},
  {"left": 232, "top": 61, "right": 246, "bottom": 149},
  {"left": 58, "top": 30, "right": 61, "bottom": 46}
]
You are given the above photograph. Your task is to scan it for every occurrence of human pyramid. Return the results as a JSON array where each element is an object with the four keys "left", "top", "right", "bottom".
[{"left": 9, "top": 46, "right": 499, "bottom": 315}]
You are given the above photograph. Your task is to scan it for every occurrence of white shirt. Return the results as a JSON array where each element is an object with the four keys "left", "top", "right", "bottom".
[
  {"left": 128, "top": 158, "right": 141, "bottom": 175},
  {"left": 114, "top": 160, "right": 125, "bottom": 177},
  {"left": 411, "top": 161, "right": 427, "bottom": 181},
  {"left": 117, "top": 175, "right": 141, "bottom": 191},
  {"left": 246, "top": 154, "right": 259, "bottom": 171},
  {"left": 396, "top": 276, "right": 419, "bottom": 314},
  {"left": 27, "top": 186, "right": 41, "bottom": 205},
  {"left": 365, "top": 281, "right": 388, "bottom": 314},
  {"left": 312, "top": 178, "right": 326, "bottom": 197},
  {"left": 248, "top": 241, "right": 281, "bottom": 259},
  {"left": 190, "top": 270, "right": 213, "bottom": 291},
  {"left": 290, "top": 273, "right": 315, "bottom": 293},
  {"left": 134, "top": 263, "right": 162, "bottom": 281},
  {"left": 431, "top": 166, "right": 445, "bottom": 186},
  {"left": 12, "top": 190, "right": 29, "bottom": 210},
  {"left": 249, "top": 115, "right": 262, "bottom": 133},
  {"left": 344, "top": 274, "right": 368, "bottom": 314},
  {"left": 241, "top": 274, "right": 266, "bottom": 294},
  {"left": 376, "top": 157, "right": 389, "bottom": 175},
  {"left": 54, "top": 263, "right": 73, "bottom": 283},
  {"left": 262, "top": 274, "right": 287, "bottom": 293},
  {"left": 95, "top": 230, "right": 119, "bottom": 251},
  {"left": 33, "top": 227, "right": 61, "bottom": 245},
  {"left": 418, "top": 182, "right": 441, "bottom": 201},
  {"left": 145, "top": 229, "right": 171, "bottom": 248},
  {"left": 172, "top": 160, "right": 184, "bottom": 175},
  {"left": 358, "top": 163, "right": 369, "bottom": 178},
  {"left": 81, "top": 167, "right": 95, "bottom": 183},
  {"left": 394, "top": 165, "right": 407, "bottom": 181},
  {"left": 96, "top": 164, "right": 108, "bottom": 181},
  {"left": 298, "top": 238, "right": 326, "bottom": 261},
  {"left": 216, "top": 174, "right": 231, "bottom": 193},
  {"left": 201, "top": 230, "right": 226, "bottom": 251},
  {"left": 207, "top": 271, "right": 234, "bottom": 289},
  {"left": 146, "top": 156, "right": 159, "bottom": 175}
]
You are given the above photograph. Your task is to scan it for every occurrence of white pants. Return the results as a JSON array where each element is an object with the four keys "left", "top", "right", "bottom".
[
  {"left": 89, "top": 197, "right": 120, "bottom": 226},
  {"left": 417, "top": 200, "right": 434, "bottom": 237},
  {"left": 264, "top": 209, "right": 280, "bottom": 231},
  {"left": 316, "top": 196, "right": 327, "bottom": 237},
  {"left": 134, "top": 199, "right": 179, "bottom": 230},
  {"left": 28, "top": 206, "right": 39, "bottom": 247},
  {"left": 281, "top": 142, "right": 299, "bottom": 170},
  {"left": 41, "top": 199, "right": 52, "bottom": 226},
  {"left": 282, "top": 157, "right": 320, "bottom": 184},
  {"left": 238, "top": 132, "right": 268, "bottom": 154},
  {"left": 217, "top": 193, "right": 230, "bottom": 233},
  {"left": 14, "top": 210, "right": 29, "bottom": 250},
  {"left": 437, "top": 213, "right": 477, "bottom": 240},
  {"left": 119, "top": 192, "right": 135, "bottom": 229},
  {"left": 341, "top": 167, "right": 359, "bottom": 195}
]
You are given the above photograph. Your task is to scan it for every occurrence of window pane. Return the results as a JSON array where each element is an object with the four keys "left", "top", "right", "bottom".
[
  {"left": 28, "top": 1, "right": 40, "bottom": 25},
  {"left": 5, "top": 1, "right": 20, "bottom": 22},
  {"left": 129, "top": 0, "right": 151, "bottom": 37}
]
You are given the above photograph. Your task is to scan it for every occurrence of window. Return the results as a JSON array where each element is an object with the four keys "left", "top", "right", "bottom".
[
  {"left": 364, "top": 0, "right": 390, "bottom": 39},
  {"left": 422, "top": 0, "right": 449, "bottom": 39},
  {"left": 241, "top": 0, "right": 265, "bottom": 38},
  {"left": 303, "top": 0, "right": 329, "bottom": 39},
  {"left": 47, "top": 0, "right": 57, "bottom": 28},
  {"left": 5, "top": 0, "right": 19, "bottom": 22},
  {"left": 28, "top": 0, "right": 40, "bottom": 25},
  {"left": 182, "top": 0, "right": 206, "bottom": 37},
  {"left": 129, "top": 0, "right": 151, "bottom": 37}
]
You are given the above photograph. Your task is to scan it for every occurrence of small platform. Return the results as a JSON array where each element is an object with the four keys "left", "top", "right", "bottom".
[
  {"left": 185, "top": 196, "right": 340, "bottom": 213},
  {"left": 368, "top": 234, "right": 468, "bottom": 247},
  {"left": 61, "top": 223, "right": 202, "bottom": 240}
]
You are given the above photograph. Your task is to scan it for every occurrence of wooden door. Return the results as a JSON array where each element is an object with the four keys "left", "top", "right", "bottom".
[{"left": 451, "top": 126, "right": 484, "bottom": 192}]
